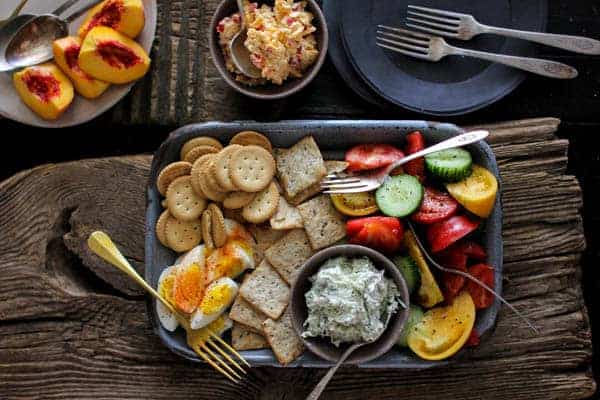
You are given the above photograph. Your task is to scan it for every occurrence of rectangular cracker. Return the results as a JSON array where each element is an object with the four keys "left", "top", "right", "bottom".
[
  {"left": 270, "top": 196, "right": 303, "bottom": 230},
  {"left": 232, "top": 323, "right": 269, "bottom": 351},
  {"left": 275, "top": 136, "right": 326, "bottom": 199},
  {"left": 297, "top": 195, "right": 347, "bottom": 250},
  {"left": 263, "top": 308, "right": 304, "bottom": 366},
  {"left": 248, "top": 224, "right": 287, "bottom": 263},
  {"left": 229, "top": 296, "right": 267, "bottom": 333},
  {"left": 265, "top": 229, "right": 313, "bottom": 284},
  {"left": 239, "top": 260, "right": 290, "bottom": 320},
  {"left": 288, "top": 160, "right": 349, "bottom": 206}
]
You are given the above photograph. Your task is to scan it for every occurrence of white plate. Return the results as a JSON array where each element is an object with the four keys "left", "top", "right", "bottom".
[{"left": 0, "top": 0, "right": 156, "bottom": 128}]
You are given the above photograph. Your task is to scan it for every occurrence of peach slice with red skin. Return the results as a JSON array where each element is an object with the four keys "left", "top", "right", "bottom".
[
  {"left": 13, "top": 63, "right": 74, "bottom": 120},
  {"left": 53, "top": 36, "right": 110, "bottom": 99},
  {"left": 78, "top": 0, "right": 145, "bottom": 39},
  {"left": 79, "top": 26, "right": 151, "bottom": 84}
]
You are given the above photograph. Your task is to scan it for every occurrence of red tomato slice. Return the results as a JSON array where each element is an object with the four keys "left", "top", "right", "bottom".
[
  {"left": 456, "top": 241, "right": 487, "bottom": 261},
  {"left": 466, "top": 263, "right": 495, "bottom": 309},
  {"left": 426, "top": 215, "right": 479, "bottom": 253},
  {"left": 411, "top": 187, "right": 459, "bottom": 224},
  {"left": 437, "top": 244, "right": 468, "bottom": 301},
  {"left": 403, "top": 131, "right": 425, "bottom": 182},
  {"left": 346, "top": 216, "right": 404, "bottom": 253},
  {"left": 466, "top": 330, "right": 480, "bottom": 347},
  {"left": 345, "top": 144, "right": 405, "bottom": 172}
]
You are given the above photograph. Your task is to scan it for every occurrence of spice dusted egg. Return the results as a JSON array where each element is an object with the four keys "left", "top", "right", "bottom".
[{"left": 190, "top": 277, "right": 239, "bottom": 329}]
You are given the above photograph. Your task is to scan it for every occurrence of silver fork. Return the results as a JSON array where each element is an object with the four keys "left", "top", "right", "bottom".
[
  {"left": 376, "top": 26, "right": 578, "bottom": 79},
  {"left": 321, "top": 130, "right": 489, "bottom": 194},
  {"left": 406, "top": 5, "right": 600, "bottom": 55}
]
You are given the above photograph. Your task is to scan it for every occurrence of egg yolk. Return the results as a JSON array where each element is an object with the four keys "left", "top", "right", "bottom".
[
  {"left": 200, "top": 284, "right": 233, "bottom": 315},
  {"left": 158, "top": 274, "right": 175, "bottom": 305},
  {"left": 173, "top": 263, "right": 204, "bottom": 314}
]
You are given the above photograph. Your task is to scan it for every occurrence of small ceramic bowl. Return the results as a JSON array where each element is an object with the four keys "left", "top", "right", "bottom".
[
  {"left": 290, "top": 244, "right": 410, "bottom": 364},
  {"left": 208, "top": 0, "right": 329, "bottom": 100}
]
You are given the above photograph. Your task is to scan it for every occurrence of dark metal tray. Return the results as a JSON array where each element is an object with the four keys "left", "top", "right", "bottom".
[{"left": 146, "top": 120, "right": 503, "bottom": 368}]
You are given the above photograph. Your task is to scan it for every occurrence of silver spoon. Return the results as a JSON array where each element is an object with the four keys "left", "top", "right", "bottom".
[
  {"left": 229, "top": 0, "right": 262, "bottom": 79},
  {"left": 0, "top": 0, "right": 101, "bottom": 72}
]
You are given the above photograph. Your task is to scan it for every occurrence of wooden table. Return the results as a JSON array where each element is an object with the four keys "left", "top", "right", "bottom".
[{"left": 1, "top": 0, "right": 599, "bottom": 398}]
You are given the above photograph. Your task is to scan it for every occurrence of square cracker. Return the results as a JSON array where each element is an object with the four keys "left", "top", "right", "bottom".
[
  {"left": 265, "top": 229, "right": 313, "bottom": 284},
  {"left": 298, "top": 195, "right": 347, "bottom": 250},
  {"left": 288, "top": 160, "right": 349, "bottom": 206},
  {"left": 239, "top": 260, "right": 290, "bottom": 320},
  {"left": 229, "top": 295, "right": 267, "bottom": 333},
  {"left": 270, "top": 196, "right": 303, "bottom": 230},
  {"left": 263, "top": 308, "right": 304, "bottom": 366},
  {"left": 248, "top": 224, "right": 287, "bottom": 263},
  {"left": 275, "top": 136, "right": 326, "bottom": 199},
  {"left": 232, "top": 323, "right": 269, "bottom": 351}
]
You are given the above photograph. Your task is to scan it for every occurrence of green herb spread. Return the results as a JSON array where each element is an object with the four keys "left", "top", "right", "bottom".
[{"left": 302, "top": 256, "right": 400, "bottom": 346}]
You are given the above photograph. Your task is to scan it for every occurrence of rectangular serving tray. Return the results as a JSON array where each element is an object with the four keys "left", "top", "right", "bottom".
[{"left": 146, "top": 120, "right": 503, "bottom": 369}]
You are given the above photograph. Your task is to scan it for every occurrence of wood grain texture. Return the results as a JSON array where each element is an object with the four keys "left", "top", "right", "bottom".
[{"left": 0, "top": 119, "right": 593, "bottom": 399}]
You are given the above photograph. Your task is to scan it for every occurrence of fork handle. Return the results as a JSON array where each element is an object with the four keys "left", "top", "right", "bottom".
[
  {"left": 446, "top": 46, "right": 578, "bottom": 79},
  {"left": 480, "top": 25, "right": 600, "bottom": 56},
  {"left": 384, "top": 130, "right": 489, "bottom": 174}
]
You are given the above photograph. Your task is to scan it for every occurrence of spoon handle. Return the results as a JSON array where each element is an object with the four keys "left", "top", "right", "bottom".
[
  {"left": 64, "top": 0, "right": 103, "bottom": 23},
  {"left": 306, "top": 343, "right": 361, "bottom": 400},
  {"left": 236, "top": 0, "right": 246, "bottom": 29}
]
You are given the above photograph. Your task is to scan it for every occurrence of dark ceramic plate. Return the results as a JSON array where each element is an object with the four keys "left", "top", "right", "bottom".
[
  {"left": 340, "top": 0, "right": 547, "bottom": 115},
  {"left": 321, "top": 0, "right": 388, "bottom": 108},
  {"left": 146, "top": 120, "right": 503, "bottom": 368}
]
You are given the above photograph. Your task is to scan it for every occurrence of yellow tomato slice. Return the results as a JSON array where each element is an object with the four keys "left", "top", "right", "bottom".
[
  {"left": 446, "top": 165, "right": 498, "bottom": 218},
  {"left": 330, "top": 192, "right": 378, "bottom": 216},
  {"left": 407, "top": 291, "right": 475, "bottom": 361}
]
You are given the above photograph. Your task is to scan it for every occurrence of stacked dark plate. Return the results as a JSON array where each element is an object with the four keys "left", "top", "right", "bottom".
[{"left": 323, "top": 0, "right": 547, "bottom": 115}]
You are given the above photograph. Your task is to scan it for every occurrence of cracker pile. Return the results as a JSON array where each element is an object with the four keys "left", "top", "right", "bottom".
[{"left": 155, "top": 130, "right": 351, "bottom": 365}]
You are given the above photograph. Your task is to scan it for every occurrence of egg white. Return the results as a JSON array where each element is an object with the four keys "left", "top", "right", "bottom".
[
  {"left": 156, "top": 265, "right": 179, "bottom": 332},
  {"left": 190, "top": 277, "right": 239, "bottom": 330}
]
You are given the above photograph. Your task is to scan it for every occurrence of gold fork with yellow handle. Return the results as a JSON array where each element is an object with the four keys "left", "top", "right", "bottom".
[{"left": 87, "top": 231, "right": 249, "bottom": 382}]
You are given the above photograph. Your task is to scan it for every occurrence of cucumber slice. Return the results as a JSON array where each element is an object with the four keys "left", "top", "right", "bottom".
[
  {"left": 397, "top": 304, "right": 425, "bottom": 347},
  {"left": 425, "top": 148, "right": 473, "bottom": 182},
  {"left": 393, "top": 255, "right": 421, "bottom": 296},
  {"left": 376, "top": 175, "right": 424, "bottom": 217}
]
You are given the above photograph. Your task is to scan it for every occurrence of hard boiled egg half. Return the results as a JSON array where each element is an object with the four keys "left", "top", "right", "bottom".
[{"left": 190, "top": 277, "right": 239, "bottom": 329}]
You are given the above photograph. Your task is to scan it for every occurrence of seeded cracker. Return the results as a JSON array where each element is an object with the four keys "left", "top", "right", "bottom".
[
  {"left": 270, "top": 196, "right": 303, "bottom": 230},
  {"left": 274, "top": 136, "right": 326, "bottom": 199},
  {"left": 229, "top": 295, "right": 268, "bottom": 333},
  {"left": 297, "top": 195, "right": 346, "bottom": 250},
  {"left": 263, "top": 307, "right": 304, "bottom": 366},
  {"left": 265, "top": 229, "right": 313, "bottom": 284},
  {"left": 232, "top": 323, "right": 269, "bottom": 351},
  {"left": 239, "top": 260, "right": 290, "bottom": 320},
  {"left": 287, "top": 160, "right": 349, "bottom": 205}
]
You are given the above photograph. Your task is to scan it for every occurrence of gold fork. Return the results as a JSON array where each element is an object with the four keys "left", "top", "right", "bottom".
[{"left": 87, "top": 231, "right": 249, "bottom": 382}]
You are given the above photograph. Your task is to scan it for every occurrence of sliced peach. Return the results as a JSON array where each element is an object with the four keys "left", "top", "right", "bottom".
[
  {"left": 53, "top": 36, "right": 110, "bottom": 99},
  {"left": 79, "top": 26, "right": 151, "bottom": 84},
  {"left": 78, "top": 0, "right": 145, "bottom": 39},
  {"left": 13, "top": 63, "right": 74, "bottom": 120}
]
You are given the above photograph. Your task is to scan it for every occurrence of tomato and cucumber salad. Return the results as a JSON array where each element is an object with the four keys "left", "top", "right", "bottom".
[{"left": 334, "top": 131, "right": 499, "bottom": 361}]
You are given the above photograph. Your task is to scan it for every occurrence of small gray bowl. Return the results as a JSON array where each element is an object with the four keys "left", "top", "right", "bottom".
[
  {"left": 290, "top": 244, "right": 410, "bottom": 364},
  {"left": 208, "top": 0, "right": 329, "bottom": 100}
]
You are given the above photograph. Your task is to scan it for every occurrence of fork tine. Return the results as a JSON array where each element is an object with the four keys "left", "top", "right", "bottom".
[
  {"left": 321, "top": 183, "right": 370, "bottom": 190},
  {"left": 406, "top": 23, "right": 459, "bottom": 38},
  {"left": 407, "top": 10, "right": 460, "bottom": 26},
  {"left": 407, "top": 17, "right": 459, "bottom": 33},
  {"left": 323, "top": 187, "right": 374, "bottom": 194},
  {"left": 206, "top": 337, "right": 247, "bottom": 374},
  {"left": 200, "top": 342, "right": 242, "bottom": 380},
  {"left": 378, "top": 24, "right": 432, "bottom": 40},
  {"left": 407, "top": 5, "right": 464, "bottom": 19},
  {"left": 208, "top": 329, "right": 251, "bottom": 367},
  {"left": 321, "top": 177, "right": 361, "bottom": 185},
  {"left": 194, "top": 346, "right": 239, "bottom": 383},
  {"left": 376, "top": 42, "right": 431, "bottom": 60},
  {"left": 376, "top": 36, "right": 429, "bottom": 54},
  {"left": 377, "top": 31, "right": 430, "bottom": 46}
]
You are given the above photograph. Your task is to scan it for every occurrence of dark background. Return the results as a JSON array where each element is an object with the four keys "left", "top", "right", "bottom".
[{"left": 1, "top": 0, "right": 599, "bottom": 397}]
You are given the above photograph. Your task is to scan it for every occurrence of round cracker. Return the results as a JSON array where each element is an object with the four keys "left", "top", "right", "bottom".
[
  {"left": 229, "top": 145, "right": 276, "bottom": 192},
  {"left": 156, "top": 161, "right": 192, "bottom": 196},
  {"left": 208, "top": 203, "right": 227, "bottom": 248},
  {"left": 223, "top": 191, "right": 255, "bottom": 209},
  {"left": 198, "top": 160, "right": 228, "bottom": 202},
  {"left": 201, "top": 209, "right": 215, "bottom": 250},
  {"left": 166, "top": 176, "right": 207, "bottom": 221},
  {"left": 183, "top": 145, "right": 220, "bottom": 164},
  {"left": 181, "top": 136, "right": 223, "bottom": 160},
  {"left": 214, "top": 144, "right": 243, "bottom": 191},
  {"left": 161, "top": 199, "right": 168, "bottom": 208},
  {"left": 242, "top": 181, "right": 280, "bottom": 223},
  {"left": 230, "top": 131, "right": 272, "bottom": 152},
  {"left": 165, "top": 216, "right": 202, "bottom": 252},
  {"left": 155, "top": 210, "right": 170, "bottom": 247},
  {"left": 191, "top": 154, "right": 216, "bottom": 197}
]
